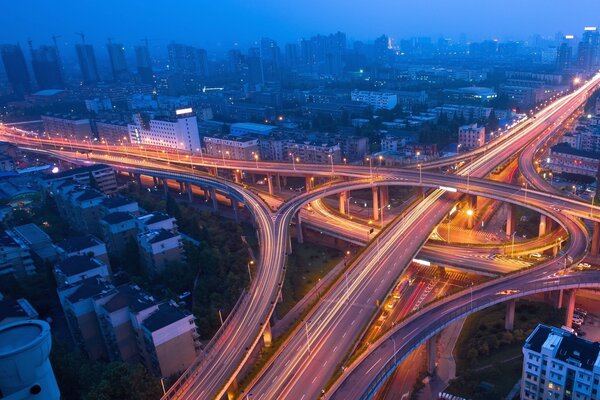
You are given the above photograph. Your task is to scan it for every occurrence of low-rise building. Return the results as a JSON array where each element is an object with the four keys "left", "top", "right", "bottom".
[
  {"left": 203, "top": 135, "right": 260, "bottom": 161},
  {"left": 42, "top": 164, "right": 117, "bottom": 194},
  {"left": 0, "top": 230, "right": 35, "bottom": 276},
  {"left": 53, "top": 184, "right": 107, "bottom": 236},
  {"left": 138, "top": 229, "right": 184, "bottom": 275},
  {"left": 458, "top": 123, "right": 485, "bottom": 150},
  {"left": 42, "top": 114, "right": 94, "bottom": 141},
  {"left": 54, "top": 255, "right": 112, "bottom": 287},
  {"left": 230, "top": 122, "right": 276, "bottom": 137},
  {"left": 0, "top": 298, "right": 38, "bottom": 326},
  {"left": 55, "top": 235, "right": 110, "bottom": 267},
  {"left": 521, "top": 324, "right": 600, "bottom": 400},
  {"left": 100, "top": 212, "right": 139, "bottom": 256},
  {"left": 351, "top": 90, "right": 398, "bottom": 110},
  {"left": 101, "top": 196, "right": 139, "bottom": 216},
  {"left": 8, "top": 223, "right": 58, "bottom": 263},
  {"left": 549, "top": 143, "right": 599, "bottom": 177},
  {"left": 128, "top": 109, "right": 201, "bottom": 152},
  {"left": 136, "top": 212, "right": 178, "bottom": 233},
  {"left": 57, "top": 276, "right": 114, "bottom": 359}
]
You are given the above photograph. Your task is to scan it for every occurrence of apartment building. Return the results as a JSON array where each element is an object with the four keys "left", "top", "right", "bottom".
[
  {"left": 138, "top": 229, "right": 184, "bottom": 275},
  {"left": 53, "top": 254, "right": 112, "bottom": 287},
  {"left": 99, "top": 212, "right": 138, "bottom": 256}
]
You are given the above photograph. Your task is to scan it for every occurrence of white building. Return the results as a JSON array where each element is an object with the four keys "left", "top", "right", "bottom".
[
  {"left": 458, "top": 124, "right": 485, "bottom": 150},
  {"left": 203, "top": 136, "right": 260, "bottom": 161},
  {"left": 351, "top": 90, "right": 398, "bottom": 110},
  {"left": 128, "top": 109, "right": 201, "bottom": 152},
  {"left": 53, "top": 255, "right": 112, "bottom": 287},
  {"left": 522, "top": 324, "right": 600, "bottom": 400}
]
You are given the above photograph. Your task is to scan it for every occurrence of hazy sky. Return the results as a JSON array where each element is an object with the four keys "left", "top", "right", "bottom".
[{"left": 2, "top": 0, "right": 599, "bottom": 50}]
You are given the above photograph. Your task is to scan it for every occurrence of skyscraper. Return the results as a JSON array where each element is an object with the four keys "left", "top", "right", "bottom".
[
  {"left": 577, "top": 27, "right": 600, "bottom": 71},
  {"left": 260, "top": 37, "right": 281, "bottom": 81},
  {"left": 30, "top": 44, "right": 63, "bottom": 90},
  {"left": 0, "top": 44, "right": 31, "bottom": 98},
  {"left": 135, "top": 44, "right": 153, "bottom": 85},
  {"left": 556, "top": 35, "right": 574, "bottom": 70},
  {"left": 167, "top": 42, "right": 209, "bottom": 78},
  {"left": 106, "top": 42, "right": 128, "bottom": 82},
  {"left": 75, "top": 43, "right": 100, "bottom": 84}
]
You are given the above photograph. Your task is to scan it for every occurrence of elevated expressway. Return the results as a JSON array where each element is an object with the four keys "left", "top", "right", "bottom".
[
  {"left": 243, "top": 75, "right": 600, "bottom": 400},
  {"left": 2, "top": 74, "right": 598, "bottom": 400}
]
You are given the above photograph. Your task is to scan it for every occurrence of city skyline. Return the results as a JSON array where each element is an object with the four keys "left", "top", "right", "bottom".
[{"left": 1, "top": 0, "right": 600, "bottom": 51}]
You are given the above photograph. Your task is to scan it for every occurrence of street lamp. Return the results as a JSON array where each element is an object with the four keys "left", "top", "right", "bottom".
[
  {"left": 378, "top": 155, "right": 383, "bottom": 167},
  {"left": 254, "top": 153, "right": 259, "bottom": 169},
  {"left": 511, "top": 231, "right": 517, "bottom": 258},
  {"left": 247, "top": 260, "right": 254, "bottom": 282},
  {"left": 366, "top": 157, "right": 373, "bottom": 180},
  {"left": 328, "top": 153, "right": 334, "bottom": 173},
  {"left": 289, "top": 152, "right": 297, "bottom": 171}
]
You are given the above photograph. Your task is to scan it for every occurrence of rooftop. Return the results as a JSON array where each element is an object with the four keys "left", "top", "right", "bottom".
[
  {"left": 63, "top": 276, "right": 114, "bottom": 304},
  {"left": 102, "top": 284, "right": 157, "bottom": 313},
  {"left": 0, "top": 298, "right": 38, "bottom": 322},
  {"left": 142, "top": 302, "right": 191, "bottom": 332},
  {"left": 102, "top": 211, "right": 135, "bottom": 225},
  {"left": 101, "top": 196, "right": 136, "bottom": 209},
  {"left": 140, "top": 229, "right": 178, "bottom": 244},
  {"left": 56, "top": 235, "right": 103, "bottom": 253},
  {"left": 55, "top": 255, "right": 104, "bottom": 277},
  {"left": 138, "top": 212, "right": 172, "bottom": 225},
  {"left": 43, "top": 164, "right": 113, "bottom": 181}
]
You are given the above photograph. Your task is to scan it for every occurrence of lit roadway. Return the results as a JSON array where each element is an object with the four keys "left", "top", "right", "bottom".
[
  {"left": 243, "top": 74, "right": 600, "bottom": 400},
  {"left": 1, "top": 74, "right": 598, "bottom": 400}
]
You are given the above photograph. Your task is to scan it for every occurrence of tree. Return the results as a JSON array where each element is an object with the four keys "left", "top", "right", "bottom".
[
  {"left": 88, "top": 172, "right": 100, "bottom": 190},
  {"left": 486, "top": 109, "right": 499, "bottom": 133},
  {"left": 166, "top": 194, "right": 182, "bottom": 222}
]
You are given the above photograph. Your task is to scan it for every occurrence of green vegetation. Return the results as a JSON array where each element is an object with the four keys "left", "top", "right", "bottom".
[
  {"left": 50, "top": 341, "right": 163, "bottom": 400},
  {"left": 2, "top": 196, "right": 70, "bottom": 241},
  {"left": 121, "top": 183, "right": 254, "bottom": 338},
  {"left": 447, "top": 300, "right": 565, "bottom": 399},
  {"left": 276, "top": 239, "right": 343, "bottom": 317}
]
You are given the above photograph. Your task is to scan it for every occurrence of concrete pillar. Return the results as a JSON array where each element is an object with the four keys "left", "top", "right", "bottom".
[
  {"left": 179, "top": 181, "right": 185, "bottom": 193},
  {"left": 231, "top": 197, "right": 239, "bottom": 222},
  {"left": 162, "top": 179, "right": 169, "bottom": 197},
  {"left": 186, "top": 183, "right": 193, "bottom": 203},
  {"left": 552, "top": 244, "right": 559, "bottom": 257},
  {"left": 339, "top": 191, "right": 348, "bottom": 215},
  {"left": 380, "top": 186, "right": 389, "bottom": 208},
  {"left": 234, "top": 169, "right": 242, "bottom": 184},
  {"left": 203, "top": 189, "right": 209, "bottom": 202},
  {"left": 282, "top": 176, "right": 288, "bottom": 187},
  {"left": 267, "top": 174, "right": 274, "bottom": 195},
  {"left": 468, "top": 194, "right": 477, "bottom": 211},
  {"left": 505, "top": 299, "right": 516, "bottom": 331},
  {"left": 427, "top": 335, "right": 437, "bottom": 374},
  {"left": 296, "top": 214, "right": 304, "bottom": 244},
  {"left": 276, "top": 173, "right": 282, "bottom": 192},
  {"left": 209, "top": 188, "right": 218, "bottom": 212},
  {"left": 372, "top": 187, "right": 379, "bottom": 222},
  {"left": 554, "top": 289, "right": 564, "bottom": 309},
  {"left": 153, "top": 176, "right": 158, "bottom": 186},
  {"left": 564, "top": 289, "right": 576, "bottom": 328},
  {"left": 539, "top": 215, "right": 548, "bottom": 237},
  {"left": 305, "top": 175, "right": 313, "bottom": 192},
  {"left": 591, "top": 222, "right": 600, "bottom": 257},
  {"left": 135, "top": 174, "right": 142, "bottom": 186},
  {"left": 506, "top": 203, "right": 517, "bottom": 238}
]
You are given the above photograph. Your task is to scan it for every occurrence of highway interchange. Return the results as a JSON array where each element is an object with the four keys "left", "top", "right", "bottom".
[{"left": 2, "top": 72, "right": 600, "bottom": 400}]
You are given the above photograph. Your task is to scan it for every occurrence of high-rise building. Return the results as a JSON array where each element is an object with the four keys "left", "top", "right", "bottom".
[
  {"left": 578, "top": 27, "right": 600, "bottom": 71},
  {"left": 260, "top": 37, "right": 281, "bottom": 81},
  {"left": 227, "top": 49, "right": 243, "bottom": 73},
  {"left": 284, "top": 43, "right": 299, "bottom": 70},
  {"left": 106, "top": 42, "right": 128, "bottom": 82},
  {"left": 167, "top": 42, "right": 209, "bottom": 78},
  {"left": 0, "top": 44, "right": 31, "bottom": 97},
  {"left": 75, "top": 43, "right": 100, "bottom": 84},
  {"left": 30, "top": 44, "right": 63, "bottom": 90},
  {"left": 556, "top": 35, "right": 575, "bottom": 70},
  {"left": 135, "top": 44, "right": 153, "bottom": 85},
  {"left": 246, "top": 47, "right": 264, "bottom": 87},
  {"left": 298, "top": 32, "right": 346, "bottom": 76}
]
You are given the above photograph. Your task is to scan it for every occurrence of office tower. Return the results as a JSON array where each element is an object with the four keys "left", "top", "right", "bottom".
[
  {"left": 76, "top": 43, "right": 100, "bottom": 84},
  {"left": 167, "top": 42, "right": 209, "bottom": 78},
  {"left": 284, "top": 43, "right": 299, "bottom": 69},
  {"left": 30, "top": 44, "right": 63, "bottom": 90},
  {"left": 578, "top": 27, "right": 600, "bottom": 71},
  {"left": 556, "top": 35, "right": 575, "bottom": 70},
  {"left": 227, "top": 49, "right": 243, "bottom": 73},
  {"left": 135, "top": 44, "right": 153, "bottom": 85},
  {"left": 260, "top": 37, "right": 281, "bottom": 80},
  {"left": 246, "top": 47, "right": 264, "bottom": 87},
  {"left": 106, "top": 41, "right": 128, "bottom": 82},
  {"left": 0, "top": 44, "right": 31, "bottom": 98},
  {"left": 374, "top": 35, "right": 390, "bottom": 63},
  {"left": 298, "top": 32, "right": 346, "bottom": 76}
]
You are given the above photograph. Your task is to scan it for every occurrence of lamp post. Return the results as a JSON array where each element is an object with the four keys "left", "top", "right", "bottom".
[
  {"left": 247, "top": 260, "right": 254, "bottom": 282},
  {"left": 328, "top": 153, "right": 334, "bottom": 173},
  {"left": 511, "top": 231, "right": 517, "bottom": 258},
  {"left": 289, "top": 152, "right": 297, "bottom": 171},
  {"left": 366, "top": 157, "right": 373, "bottom": 180}
]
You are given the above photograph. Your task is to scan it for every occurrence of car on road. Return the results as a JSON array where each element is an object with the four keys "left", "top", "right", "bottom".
[
  {"left": 575, "top": 307, "right": 588, "bottom": 316},
  {"left": 572, "top": 316, "right": 584, "bottom": 326}
]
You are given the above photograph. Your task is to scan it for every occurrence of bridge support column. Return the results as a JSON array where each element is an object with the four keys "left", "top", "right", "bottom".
[
  {"left": 209, "top": 188, "right": 218, "bottom": 213},
  {"left": 467, "top": 194, "right": 477, "bottom": 211},
  {"left": 276, "top": 173, "right": 282, "bottom": 192},
  {"left": 506, "top": 203, "right": 517, "bottom": 238},
  {"left": 134, "top": 174, "right": 142, "bottom": 186},
  {"left": 287, "top": 233, "right": 293, "bottom": 255},
  {"left": 179, "top": 181, "right": 185, "bottom": 193},
  {"left": 372, "top": 187, "right": 379, "bottom": 222},
  {"left": 564, "top": 289, "right": 576, "bottom": 328},
  {"left": 282, "top": 175, "right": 288, "bottom": 187},
  {"left": 152, "top": 176, "right": 158, "bottom": 186},
  {"left": 427, "top": 335, "right": 437, "bottom": 374},
  {"left": 162, "top": 179, "right": 169, "bottom": 197},
  {"left": 339, "top": 191, "right": 348, "bottom": 215},
  {"left": 230, "top": 197, "right": 239, "bottom": 222},
  {"left": 591, "top": 222, "right": 600, "bottom": 257},
  {"left": 380, "top": 186, "right": 389, "bottom": 208},
  {"left": 554, "top": 289, "right": 564, "bottom": 309},
  {"left": 267, "top": 174, "right": 274, "bottom": 195},
  {"left": 505, "top": 299, "right": 516, "bottom": 331},
  {"left": 263, "top": 322, "right": 272, "bottom": 347},
  {"left": 185, "top": 183, "right": 193, "bottom": 203},
  {"left": 305, "top": 175, "right": 315, "bottom": 192},
  {"left": 233, "top": 169, "right": 242, "bottom": 184},
  {"left": 296, "top": 214, "right": 304, "bottom": 244},
  {"left": 539, "top": 215, "right": 548, "bottom": 237}
]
